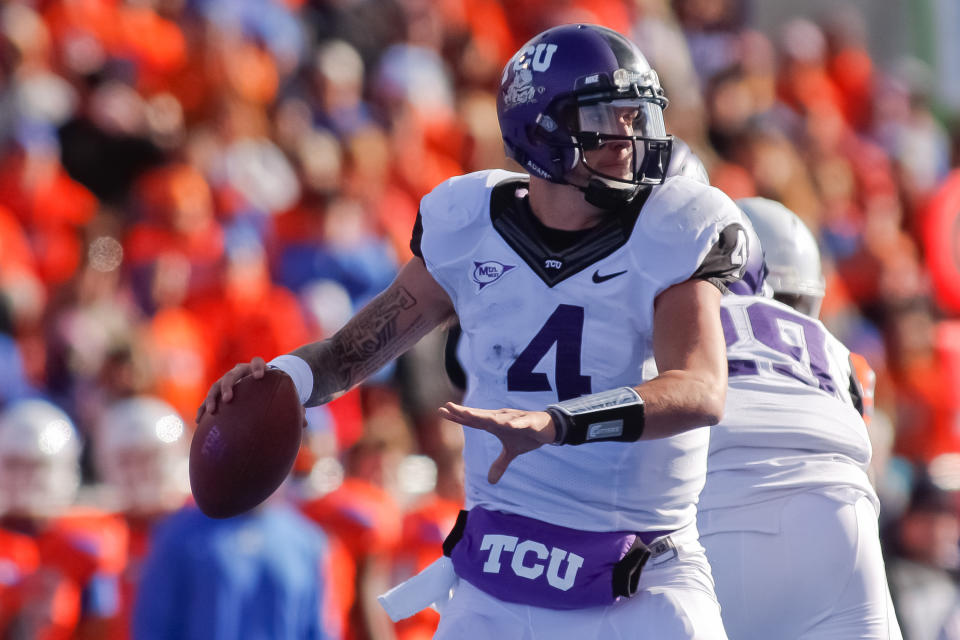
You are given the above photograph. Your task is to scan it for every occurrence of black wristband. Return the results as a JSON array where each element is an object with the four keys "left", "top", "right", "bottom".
[{"left": 547, "top": 387, "right": 645, "bottom": 446}]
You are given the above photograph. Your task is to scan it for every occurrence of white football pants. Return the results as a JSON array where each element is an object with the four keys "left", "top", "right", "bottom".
[
  {"left": 433, "top": 522, "right": 728, "bottom": 640},
  {"left": 700, "top": 490, "right": 903, "bottom": 640}
]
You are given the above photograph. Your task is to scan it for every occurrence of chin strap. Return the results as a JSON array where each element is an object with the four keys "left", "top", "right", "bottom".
[{"left": 580, "top": 178, "right": 641, "bottom": 209}]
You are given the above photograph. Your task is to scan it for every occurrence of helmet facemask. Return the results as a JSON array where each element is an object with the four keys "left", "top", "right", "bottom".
[{"left": 535, "top": 70, "right": 672, "bottom": 207}]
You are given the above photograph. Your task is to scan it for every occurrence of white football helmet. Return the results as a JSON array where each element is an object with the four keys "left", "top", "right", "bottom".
[
  {"left": 95, "top": 396, "right": 189, "bottom": 515},
  {"left": 0, "top": 398, "right": 81, "bottom": 518},
  {"left": 666, "top": 138, "right": 709, "bottom": 185},
  {"left": 736, "top": 197, "right": 826, "bottom": 318}
]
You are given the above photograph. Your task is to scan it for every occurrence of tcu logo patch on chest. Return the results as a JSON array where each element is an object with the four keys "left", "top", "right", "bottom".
[{"left": 479, "top": 533, "right": 583, "bottom": 591}]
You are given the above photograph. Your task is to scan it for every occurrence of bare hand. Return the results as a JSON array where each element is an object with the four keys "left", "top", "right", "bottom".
[
  {"left": 438, "top": 402, "right": 556, "bottom": 484},
  {"left": 196, "top": 357, "right": 267, "bottom": 422}
]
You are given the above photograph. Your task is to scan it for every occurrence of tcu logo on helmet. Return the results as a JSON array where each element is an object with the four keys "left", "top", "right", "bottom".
[
  {"left": 503, "top": 69, "right": 537, "bottom": 109},
  {"left": 480, "top": 534, "right": 584, "bottom": 591},
  {"left": 513, "top": 43, "right": 558, "bottom": 73},
  {"left": 500, "top": 44, "right": 558, "bottom": 110}
]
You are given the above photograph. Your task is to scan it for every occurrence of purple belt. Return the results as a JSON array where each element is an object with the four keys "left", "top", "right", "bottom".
[{"left": 446, "top": 507, "right": 674, "bottom": 610}]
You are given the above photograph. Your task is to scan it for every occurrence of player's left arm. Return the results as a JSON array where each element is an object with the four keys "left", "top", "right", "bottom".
[
  {"left": 629, "top": 221, "right": 744, "bottom": 438},
  {"left": 631, "top": 278, "right": 727, "bottom": 438}
]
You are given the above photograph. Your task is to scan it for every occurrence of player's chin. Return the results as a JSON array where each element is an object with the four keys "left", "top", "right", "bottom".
[
  {"left": 590, "top": 159, "right": 632, "bottom": 181},
  {"left": 596, "top": 169, "right": 633, "bottom": 182}
]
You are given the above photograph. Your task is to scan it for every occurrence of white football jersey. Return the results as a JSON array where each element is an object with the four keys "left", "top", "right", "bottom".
[
  {"left": 419, "top": 169, "right": 744, "bottom": 532},
  {"left": 698, "top": 295, "right": 877, "bottom": 516}
]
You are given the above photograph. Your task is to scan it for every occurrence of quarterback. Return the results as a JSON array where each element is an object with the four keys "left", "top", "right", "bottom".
[{"left": 202, "top": 24, "right": 745, "bottom": 639}]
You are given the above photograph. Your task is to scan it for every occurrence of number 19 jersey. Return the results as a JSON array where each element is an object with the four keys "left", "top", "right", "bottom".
[
  {"left": 698, "top": 295, "right": 877, "bottom": 514},
  {"left": 417, "top": 169, "right": 744, "bottom": 533}
]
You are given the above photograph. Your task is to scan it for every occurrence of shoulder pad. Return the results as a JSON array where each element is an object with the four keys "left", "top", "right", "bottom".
[
  {"left": 419, "top": 170, "right": 526, "bottom": 233},
  {"left": 630, "top": 177, "right": 742, "bottom": 292},
  {"left": 418, "top": 170, "right": 525, "bottom": 270},
  {"left": 640, "top": 176, "right": 740, "bottom": 241}
]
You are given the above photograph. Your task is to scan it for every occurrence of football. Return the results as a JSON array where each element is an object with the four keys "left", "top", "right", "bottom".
[{"left": 190, "top": 368, "right": 303, "bottom": 518}]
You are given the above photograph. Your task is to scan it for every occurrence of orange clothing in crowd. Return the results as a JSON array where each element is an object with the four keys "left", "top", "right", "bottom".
[
  {"left": 0, "top": 153, "right": 98, "bottom": 286},
  {"left": 891, "top": 326, "right": 960, "bottom": 462},
  {"left": 43, "top": 0, "right": 186, "bottom": 90},
  {"left": 437, "top": 0, "right": 516, "bottom": 67},
  {"left": 0, "top": 206, "right": 37, "bottom": 274},
  {"left": 920, "top": 170, "right": 960, "bottom": 315},
  {"left": 850, "top": 352, "right": 876, "bottom": 427},
  {"left": 505, "top": 0, "right": 632, "bottom": 43},
  {"left": 0, "top": 529, "right": 40, "bottom": 634},
  {"left": 142, "top": 306, "right": 213, "bottom": 420},
  {"left": 190, "top": 279, "right": 310, "bottom": 389},
  {"left": 301, "top": 478, "right": 402, "bottom": 638},
  {"left": 828, "top": 46, "right": 874, "bottom": 132},
  {"left": 0, "top": 509, "right": 128, "bottom": 640},
  {"left": 106, "top": 518, "right": 149, "bottom": 640},
  {"left": 301, "top": 478, "right": 402, "bottom": 576}
]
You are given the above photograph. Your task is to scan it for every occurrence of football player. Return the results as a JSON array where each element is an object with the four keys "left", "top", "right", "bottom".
[
  {"left": 202, "top": 24, "right": 747, "bottom": 638},
  {"left": 93, "top": 395, "right": 191, "bottom": 640},
  {"left": 0, "top": 398, "right": 128, "bottom": 640},
  {"left": 697, "top": 197, "right": 903, "bottom": 639}
]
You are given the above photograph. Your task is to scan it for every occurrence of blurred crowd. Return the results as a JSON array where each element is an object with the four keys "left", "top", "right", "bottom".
[{"left": 0, "top": 0, "right": 959, "bottom": 638}]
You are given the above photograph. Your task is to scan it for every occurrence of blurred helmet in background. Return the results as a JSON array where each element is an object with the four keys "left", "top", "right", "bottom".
[
  {"left": 666, "top": 138, "right": 709, "bottom": 185},
  {"left": 95, "top": 396, "right": 189, "bottom": 515},
  {"left": 736, "top": 197, "right": 826, "bottom": 317},
  {"left": 0, "top": 398, "right": 81, "bottom": 518}
]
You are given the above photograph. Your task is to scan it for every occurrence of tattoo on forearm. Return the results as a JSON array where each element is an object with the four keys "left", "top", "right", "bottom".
[
  {"left": 295, "top": 286, "right": 433, "bottom": 405},
  {"left": 333, "top": 286, "right": 417, "bottom": 381}
]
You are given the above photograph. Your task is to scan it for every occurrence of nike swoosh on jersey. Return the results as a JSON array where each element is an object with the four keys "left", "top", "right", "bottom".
[{"left": 592, "top": 269, "right": 627, "bottom": 283}]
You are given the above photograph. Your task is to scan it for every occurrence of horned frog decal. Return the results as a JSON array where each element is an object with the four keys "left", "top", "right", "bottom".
[{"left": 504, "top": 68, "right": 537, "bottom": 109}]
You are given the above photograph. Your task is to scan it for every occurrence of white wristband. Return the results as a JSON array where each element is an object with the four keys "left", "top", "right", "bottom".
[{"left": 267, "top": 355, "right": 313, "bottom": 405}]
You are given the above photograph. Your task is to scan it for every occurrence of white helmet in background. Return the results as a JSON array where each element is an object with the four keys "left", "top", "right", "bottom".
[
  {"left": 95, "top": 396, "right": 189, "bottom": 515},
  {"left": 666, "top": 138, "right": 710, "bottom": 185},
  {"left": 0, "top": 398, "right": 81, "bottom": 518},
  {"left": 736, "top": 197, "right": 826, "bottom": 318}
]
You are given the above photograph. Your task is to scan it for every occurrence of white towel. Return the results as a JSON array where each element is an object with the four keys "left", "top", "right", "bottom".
[{"left": 377, "top": 556, "right": 458, "bottom": 622}]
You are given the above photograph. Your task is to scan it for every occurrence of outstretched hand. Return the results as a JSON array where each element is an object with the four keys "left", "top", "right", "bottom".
[
  {"left": 438, "top": 403, "right": 557, "bottom": 484},
  {"left": 196, "top": 356, "right": 267, "bottom": 422}
]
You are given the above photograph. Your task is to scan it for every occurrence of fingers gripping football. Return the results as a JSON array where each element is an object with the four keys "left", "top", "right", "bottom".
[
  {"left": 438, "top": 403, "right": 556, "bottom": 484},
  {"left": 190, "top": 366, "right": 303, "bottom": 518},
  {"left": 197, "top": 357, "right": 268, "bottom": 422}
]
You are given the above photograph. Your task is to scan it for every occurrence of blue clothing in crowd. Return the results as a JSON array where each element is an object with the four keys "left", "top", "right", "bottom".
[{"left": 133, "top": 503, "right": 338, "bottom": 640}]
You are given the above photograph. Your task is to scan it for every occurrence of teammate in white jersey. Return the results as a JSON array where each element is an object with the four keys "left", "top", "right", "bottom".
[
  {"left": 697, "top": 197, "right": 903, "bottom": 639},
  {"left": 202, "top": 24, "right": 747, "bottom": 639}
]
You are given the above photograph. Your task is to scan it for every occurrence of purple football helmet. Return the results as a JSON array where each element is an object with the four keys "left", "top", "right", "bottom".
[
  {"left": 497, "top": 24, "right": 673, "bottom": 207},
  {"left": 726, "top": 212, "right": 769, "bottom": 297}
]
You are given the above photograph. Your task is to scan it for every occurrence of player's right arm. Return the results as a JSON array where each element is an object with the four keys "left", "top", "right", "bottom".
[{"left": 198, "top": 258, "right": 455, "bottom": 419}]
